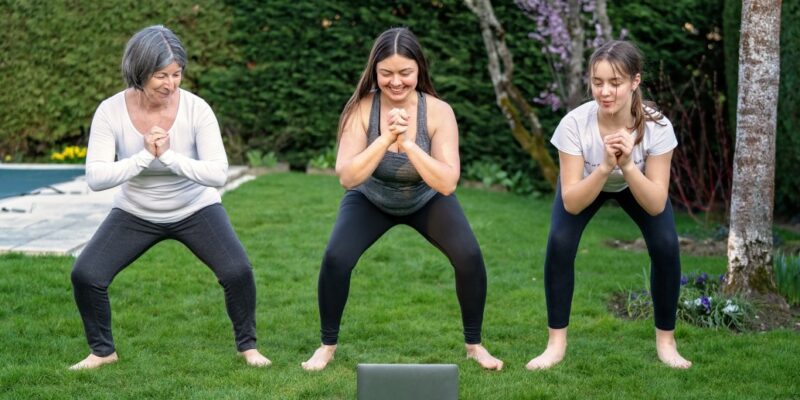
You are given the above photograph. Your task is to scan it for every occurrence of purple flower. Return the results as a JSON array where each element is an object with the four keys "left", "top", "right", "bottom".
[
  {"left": 719, "top": 274, "right": 726, "bottom": 283},
  {"left": 516, "top": 0, "right": 620, "bottom": 112},
  {"left": 680, "top": 276, "right": 688, "bottom": 286},
  {"left": 695, "top": 272, "right": 708, "bottom": 286},
  {"left": 700, "top": 296, "right": 712, "bottom": 313}
]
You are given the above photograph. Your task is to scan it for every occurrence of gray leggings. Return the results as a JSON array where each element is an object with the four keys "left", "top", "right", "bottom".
[{"left": 71, "top": 204, "right": 258, "bottom": 356}]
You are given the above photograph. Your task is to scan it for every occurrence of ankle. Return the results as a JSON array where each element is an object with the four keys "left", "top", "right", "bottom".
[
  {"left": 655, "top": 329, "right": 677, "bottom": 345},
  {"left": 318, "top": 344, "right": 337, "bottom": 354}
]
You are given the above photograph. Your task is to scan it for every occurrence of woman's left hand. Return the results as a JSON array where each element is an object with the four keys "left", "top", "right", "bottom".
[{"left": 604, "top": 129, "right": 635, "bottom": 169}]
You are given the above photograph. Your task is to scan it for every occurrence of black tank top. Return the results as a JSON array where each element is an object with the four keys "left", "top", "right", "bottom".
[{"left": 353, "top": 91, "right": 438, "bottom": 216}]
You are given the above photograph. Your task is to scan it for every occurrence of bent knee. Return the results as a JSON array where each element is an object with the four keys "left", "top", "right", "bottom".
[
  {"left": 216, "top": 262, "right": 254, "bottom": 286},
  {"left": 321, "top": 247, "right": 357, "bottom": 275},
  {"left": 547, "top": 228, "right": 580, "bottom": 252},
  {"left": 71, "top": 262, "right": 102, "bottom": 288},
  {"left": 647, "top": 232, "right": 679, "bottom": 254},
  {"left": 449, "top": 245, "right": 485, "bottom": 273}
]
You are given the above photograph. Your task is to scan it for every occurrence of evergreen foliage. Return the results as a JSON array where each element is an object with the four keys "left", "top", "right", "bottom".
[
  {"left": 0, "top": 0, "right": 236, "bottom": 156},
  {"left": 0, "top": 0, "right": 797, "bottom": 217}
]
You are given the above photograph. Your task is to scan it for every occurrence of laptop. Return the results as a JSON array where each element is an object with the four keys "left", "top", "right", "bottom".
[{"left": 356, "top": 363, "right": 459, "bottom": 400}]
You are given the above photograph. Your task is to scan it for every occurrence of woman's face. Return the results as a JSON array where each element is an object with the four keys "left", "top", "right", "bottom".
[
  {"left": 591, "top": 60, "right": 640, "bottom": 117},
  {"left": 142, "top": 61, "right": 182, "bottom": 105},
  {"left": 376, "top": 54, "right": 418, "bottom": 103}
]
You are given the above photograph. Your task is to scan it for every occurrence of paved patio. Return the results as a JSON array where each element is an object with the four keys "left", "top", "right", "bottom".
[{"left": 0, "top": 166, "right": 253, "bottom": 257}]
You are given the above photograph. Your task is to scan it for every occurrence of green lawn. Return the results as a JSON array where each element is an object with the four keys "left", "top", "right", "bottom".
[{"left": 1, "top": 173, "right": 797, "bottom": 399}]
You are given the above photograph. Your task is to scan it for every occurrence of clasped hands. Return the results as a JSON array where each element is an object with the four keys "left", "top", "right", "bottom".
[
  {"left": 387, "top": 108, "right": 413, "bottom": 151},
  {"left": 602, "top": 129, "right": 635, "bottom": 172},
  {"left": 144, "top": 126, "right": 171, "bottom": 157}
]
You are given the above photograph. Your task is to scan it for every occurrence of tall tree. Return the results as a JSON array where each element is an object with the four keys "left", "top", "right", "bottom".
[
  {"left": 725, "top": 0, "right": 783, "bottom": 297},
  {"left": 464, "top": 0, "right": 559, "bottom": 187}
]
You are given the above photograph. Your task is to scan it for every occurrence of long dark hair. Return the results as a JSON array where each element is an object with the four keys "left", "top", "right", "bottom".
[
  {"left": 337, "top": 27, "right": 438, "bottom": 141},
  {"left": 588, "top": 40, "right": 664, "bottom": 145}
]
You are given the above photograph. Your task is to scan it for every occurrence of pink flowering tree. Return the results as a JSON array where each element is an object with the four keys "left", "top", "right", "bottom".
[{"left": 516, "top": 0, "right": 621, "bottom": 111}]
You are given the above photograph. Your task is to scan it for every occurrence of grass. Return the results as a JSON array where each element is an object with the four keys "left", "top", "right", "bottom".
[{"left": 1, "top": 172, "right": 798, "bottom": 399}]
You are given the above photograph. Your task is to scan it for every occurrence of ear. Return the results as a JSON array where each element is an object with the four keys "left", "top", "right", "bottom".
[{"left": 632, "top": 73, "right": 642, "bottom": 91}]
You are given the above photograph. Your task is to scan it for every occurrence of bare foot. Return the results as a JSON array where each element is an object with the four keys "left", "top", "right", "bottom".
[
  {"left": 465, "top": 343, "right": 503, "bottom": 370},
  {"left": 526, "top": 327, "right": 567, "bottom": 370},
  {"left": 239, "top": 349, "right": 272, "bottom": 367},
  {"left": 301, "top": 344, "right": 336, "bottom": 371},
  {"left": 656, "top": 329, "right": 692, "bottom": 369},
  {"left": 69, "top": 352, "right": 119, "bottom": 370}
]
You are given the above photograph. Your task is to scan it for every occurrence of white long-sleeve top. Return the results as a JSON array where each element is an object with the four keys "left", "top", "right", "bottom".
[{"left": 85, "top": 89, "right": 228, "bottom": 223}]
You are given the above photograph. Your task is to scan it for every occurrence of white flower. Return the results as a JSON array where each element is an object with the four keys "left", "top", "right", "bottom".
[{"left": 723, "top": 302, "right": 740, "bottom": 314}]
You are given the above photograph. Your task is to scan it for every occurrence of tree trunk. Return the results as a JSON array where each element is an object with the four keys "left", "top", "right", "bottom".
[
  {"left": 725, "top": 0, "right": 782, "bottom": 297},
  {"left": 564, "top": 0, "right": 585, "bottom": 111},
  {"left": 465, "top": 0, "right": 559, "bottom": 187},
  {"left": 595, "top": 0, "right": 613, "bottom": 42}
]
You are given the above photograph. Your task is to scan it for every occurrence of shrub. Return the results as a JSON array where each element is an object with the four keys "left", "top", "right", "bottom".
[
  {"left": 50, "top": 145, "right": 87, "bottom": 164},
  {"left": 774, "top": 252, "right": 800, "bottom": 306},
  {"left": 463, "top": 161, "right": 512, "bottom": 190},
  {"left": 245, "top": 149, "right": 279, "bottom": 168},
  {"left": 307, "top": 147, "right": 336, "bottom": 170},
  {"left": 622, "top": 270, "right": 752, "bottom": 331},
  {"left": 0, "top": 0, "right": 236, "bottom": 159}
]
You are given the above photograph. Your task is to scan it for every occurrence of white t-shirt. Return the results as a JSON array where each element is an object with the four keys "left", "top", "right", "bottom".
[
  {"left": 550, "top": 101, "right": 677, "bottom": 192},
  {"left": 85, "top": 89, "right": 228, "bottom": 223}
]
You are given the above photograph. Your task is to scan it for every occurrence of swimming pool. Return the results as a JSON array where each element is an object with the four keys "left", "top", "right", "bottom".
[{"left": 0, "top": 164, "right": 85, "bottom": 200}]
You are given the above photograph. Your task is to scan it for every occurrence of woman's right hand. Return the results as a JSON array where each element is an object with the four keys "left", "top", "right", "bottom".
[
  {"left": 144, "top": 126, "right": 169, "bottom": 156},
  {"left": 601, "top": 138, "right": 619, "bottom": 173},
  {"left": 387, "top": 108, "right": 409, "bottom": 143}
]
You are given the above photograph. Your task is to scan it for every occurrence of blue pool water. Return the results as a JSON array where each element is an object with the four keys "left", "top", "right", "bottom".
[{"left": 0, "top": 165, "right": 85, "bottom": 199}]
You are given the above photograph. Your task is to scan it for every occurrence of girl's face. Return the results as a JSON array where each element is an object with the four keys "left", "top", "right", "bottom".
[
  {"left": 591, "top": 60, "right": 640, "bottom": 117},
  {"left": 142, "top": 62, "right": 182, "bottom": 105},
  {"left": 376, "top": 54, "right": 418, "bottom": 103}
]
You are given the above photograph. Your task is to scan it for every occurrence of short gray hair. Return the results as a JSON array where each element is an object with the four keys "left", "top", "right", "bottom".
[{"left": 121, "top": 25, "right": 187, "bottom": 90}]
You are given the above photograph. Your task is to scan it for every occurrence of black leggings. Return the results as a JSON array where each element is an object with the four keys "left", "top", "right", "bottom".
[
  {"left": 317, "top": 190, "right": 487, "bottom": 345},
  {"left": 545, "top": 183, "right": 681, "bottom": 330},
  {"left": 71, "top": 204, "right": 258, "bottom": 356}
]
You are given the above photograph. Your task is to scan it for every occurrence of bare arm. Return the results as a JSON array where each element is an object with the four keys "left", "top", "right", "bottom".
[
  {"left": 399, "top": 98, "right": 460, "bottom": 195},
  {"left": 620, "top": 152, "right": 672, "bottom": 215},
  {"left": 558, "top": 150, "right": 614, "bottom": 215},
  {"left": 335, "top": 96, "right": 399, "bottom": 188},
  {"left": 605, "top": 131, "right": 672, "bottom": 215}
]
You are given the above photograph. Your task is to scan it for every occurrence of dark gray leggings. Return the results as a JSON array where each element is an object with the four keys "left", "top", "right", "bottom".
[
  {"left": 545, "top": 183, "right": 681, "bottom": 330},
  {"left": 71, "top": 204, "right": 258, "bottom": 356},
  {"left": 317, "top": 190, "right": 487, "bottom": 345}
]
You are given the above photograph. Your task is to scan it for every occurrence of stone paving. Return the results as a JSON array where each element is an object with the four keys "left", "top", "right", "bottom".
[{"left": 0, "top": 166, "right": 252, "bottom": 257}]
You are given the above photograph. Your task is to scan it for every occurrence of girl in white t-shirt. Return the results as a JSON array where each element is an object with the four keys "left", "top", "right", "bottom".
[{"left": 526, "top": 40, "right": 692, "bottom": 370}]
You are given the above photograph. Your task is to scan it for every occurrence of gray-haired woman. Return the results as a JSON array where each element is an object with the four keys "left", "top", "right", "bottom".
[{"left": 69, "top": 25, "right": 270, "bottom": 370}]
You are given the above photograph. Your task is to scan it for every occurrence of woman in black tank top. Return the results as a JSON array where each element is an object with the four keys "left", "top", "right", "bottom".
[{"left": 301, "top": 27, "right": 504, "bottom": 371}]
